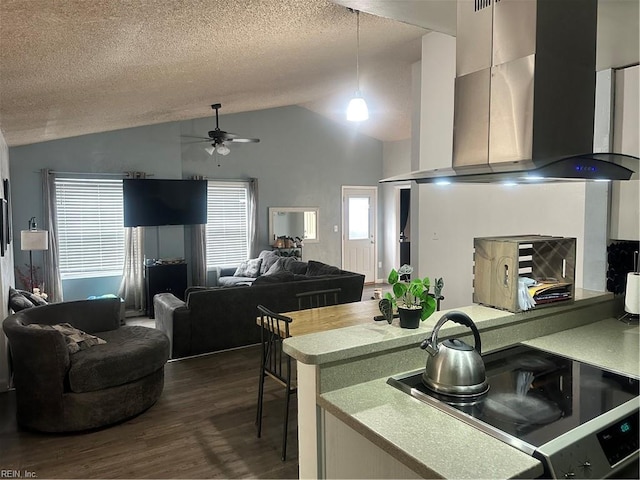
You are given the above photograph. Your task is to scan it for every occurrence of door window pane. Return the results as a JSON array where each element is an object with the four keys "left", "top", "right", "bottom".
[{"left": 348, "top": 197, "right": 369, "bottom": 240}]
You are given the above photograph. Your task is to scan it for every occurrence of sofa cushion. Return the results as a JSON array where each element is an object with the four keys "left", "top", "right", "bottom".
[
  {"left": 258, "top": 250, "right": 280, "bottom": 275},
  {"left": 27, "top": 322, "right": 107, "bottom": 354},
  {"left": 8, "top": 287, "right": 34, "bottom": 312},
  {"left": 234, "top": 258, "right": 262, "bottom": 278},
  {"left": 253, "top": 271, "right": 295, "bottom": 284},
  {"left": 67, "top": 325, "right": 169, "bottom": 393},
  {"left": 18, "top": 289, "right": 48, "bottom": 306},
  {"left": 218, "top": 276, "right": 256, "bottom": 287},
  {"left": 306, "top": 260, "right": 341, "bottom": 276},
  {"left": 282, "top": 257, "right": 308, "bottom": 274}
]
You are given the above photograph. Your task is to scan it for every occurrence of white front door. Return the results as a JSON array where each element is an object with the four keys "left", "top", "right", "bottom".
[{"left": 342, "top": 186, "right": 377, "bottom": 283}]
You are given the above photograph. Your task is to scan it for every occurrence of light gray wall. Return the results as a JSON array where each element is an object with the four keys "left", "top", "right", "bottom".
[
  {"left": 181, "top": 106, "right": 383, "bottom": 274},
  {"left": 9, "top": 106, "right": 383, "bottom": 299}
]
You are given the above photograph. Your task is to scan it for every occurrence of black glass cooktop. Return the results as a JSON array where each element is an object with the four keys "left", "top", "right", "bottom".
[{"left": 389, "top": 344, "right": 639, "bottom": 449}]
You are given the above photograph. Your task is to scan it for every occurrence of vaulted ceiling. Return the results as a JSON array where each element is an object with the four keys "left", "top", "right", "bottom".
[
  {"left": 0, "top": 0, "right": 636, "bottom": 148},
  {"left": 0, "top": 0, "right": 428, "bottom": 147}
]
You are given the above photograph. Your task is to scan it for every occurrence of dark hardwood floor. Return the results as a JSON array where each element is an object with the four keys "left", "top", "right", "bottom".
[
  {"left": 0, "top": 345, "right": 299, "bottom": 479},
  {"left": 0, "top": 285, "right": 385, "bottom": 478}
]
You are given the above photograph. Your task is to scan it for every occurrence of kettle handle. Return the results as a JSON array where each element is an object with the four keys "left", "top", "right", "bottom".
[{"left": 420, "top": 311, "right": 482, "bottom": 355}]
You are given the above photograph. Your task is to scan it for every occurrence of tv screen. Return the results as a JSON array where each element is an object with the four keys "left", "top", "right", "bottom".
[{"left": 123, "top": 179, "right": 207, "bottom": 227}]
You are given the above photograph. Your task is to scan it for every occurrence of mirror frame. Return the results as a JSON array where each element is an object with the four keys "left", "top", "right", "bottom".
[{"left": 268, "top": 207, "right": 319, "bottom": 244}]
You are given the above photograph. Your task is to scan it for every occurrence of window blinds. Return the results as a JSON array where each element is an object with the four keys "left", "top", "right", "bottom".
[
  {"left": 206, "top": 181, "right": 249, "bottom": 267},
  {"left": 55, "top": 178, "right": 125, "bottom": 278}
]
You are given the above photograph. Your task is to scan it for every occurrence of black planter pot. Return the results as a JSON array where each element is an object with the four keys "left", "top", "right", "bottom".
[{"left": 398, "top": 307, "right": 421, "bottom": 329}]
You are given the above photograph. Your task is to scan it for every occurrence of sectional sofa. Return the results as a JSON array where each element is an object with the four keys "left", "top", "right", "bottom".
[{"left": 153, "top": 256, "right": 365, "bottom": 358}]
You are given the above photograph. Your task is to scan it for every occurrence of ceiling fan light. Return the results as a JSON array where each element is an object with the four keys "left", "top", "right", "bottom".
[
  {"left": 205, "top": 145, "right": 215, "bottom": 155},
  {"left": 215, "top": 143, "right": 231, "bottom": 156},
  {"left": 347, "top": 93, "right": 369, "bottom": 122}
]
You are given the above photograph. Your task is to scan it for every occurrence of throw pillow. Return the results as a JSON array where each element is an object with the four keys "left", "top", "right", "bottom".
[
  {"left": 306, "top": 260, "right": 341, "bottom": 276},
  {"left": 234, "top": 258, "right": 263, "bottom": 278},
  {"left": 258, "top": 250, "right": 280, "bottom": 275},
  {"left": 282, "top": 258, "right": 308, "bottom": 274},
  {"left": 18, "top": 289, "right": 48, "bottom": 306},
  {"left": 8, "top": 287, "right": 34, "bottom": 312},
  {"left": 264, "top": 257, "right": 286, "bottom": 276},
  {"left": 27, "top": 323, "right": 107, "bottom": 354}
]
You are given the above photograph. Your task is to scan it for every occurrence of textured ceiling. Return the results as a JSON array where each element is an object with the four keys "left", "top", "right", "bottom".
[
  {"left": 3, "top": 0, "right": 635, "bottom": 148},
  {"left": 0, "top": 0, "right": 428, "bottom": 146}
]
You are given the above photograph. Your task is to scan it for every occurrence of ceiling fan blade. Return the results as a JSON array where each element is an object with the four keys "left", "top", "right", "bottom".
[
  {"left": 181, "top": 135, "right": 212, "bottom": 141},
  {"left": 227, "top": 137, "right": 260, "bottom": 143}
]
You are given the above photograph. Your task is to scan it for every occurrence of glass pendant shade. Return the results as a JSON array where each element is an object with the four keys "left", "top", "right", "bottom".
[
  {"left": 347, "top": 92, "right": 369, "bottom": 122},
  {"left": 346, "top": 10, "right": 368, "bottom": 122},
  {"left": 215, "top": 143, "right": 230, "bottom": 156}
]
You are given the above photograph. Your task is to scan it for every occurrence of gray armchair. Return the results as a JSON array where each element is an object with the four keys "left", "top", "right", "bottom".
[{"left": 3, "top": 297, "right": 169, "bottom": 432}]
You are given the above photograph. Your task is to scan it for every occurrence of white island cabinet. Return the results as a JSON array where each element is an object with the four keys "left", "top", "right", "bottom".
[{"left": 283, "top": 290, "right": 637, "bottom": 479}]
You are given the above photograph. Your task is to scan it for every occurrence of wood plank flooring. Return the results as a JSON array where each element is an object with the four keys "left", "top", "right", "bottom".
[
  {"left": 0, "top": 285, "right": 385, "bottom": 478},
  {"left": 0, "top": 345, "right": 299, "bottom": 479}
]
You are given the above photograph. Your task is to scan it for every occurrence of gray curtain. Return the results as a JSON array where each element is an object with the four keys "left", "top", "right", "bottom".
[
  {"left": 118, "top": 226, "right": 146, "bottom": 313},
  {"left": 118, "top": 171, "right": 146, "bottom": 314},
  {"left": 191, "top": 175, "right": 207, "bottom": 286},
  {"left": 248, "top": 178, "right": 258, "bottom": 258},
  {"left": 41, "top": 169, "right": 64, "bottom": 303}
]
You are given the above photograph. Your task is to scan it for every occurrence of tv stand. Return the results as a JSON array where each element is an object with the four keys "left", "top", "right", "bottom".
[{"left": 145, "top": 262, "right": 187, "bottom": 318}]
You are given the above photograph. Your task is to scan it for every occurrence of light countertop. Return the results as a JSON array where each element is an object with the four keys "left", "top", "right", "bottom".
[{"left": 293, "top": 293, "right": 638, "bottom": 479}]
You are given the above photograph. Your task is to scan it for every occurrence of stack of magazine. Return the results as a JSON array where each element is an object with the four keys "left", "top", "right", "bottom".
[{"left": 528, "top": 280, "right": 572, "bottom": 304}]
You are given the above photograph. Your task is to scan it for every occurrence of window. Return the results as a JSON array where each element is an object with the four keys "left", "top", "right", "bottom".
[
  {"left": 55, "top": 177, "right": 125, "bottom": 279},
  {"left": 206, "top": 181, "right": 250, "bottom": 267}
]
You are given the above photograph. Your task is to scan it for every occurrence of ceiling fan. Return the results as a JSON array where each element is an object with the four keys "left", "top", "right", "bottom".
[{"left": 185, "top": 103, "right": 260, "bottom": 156}]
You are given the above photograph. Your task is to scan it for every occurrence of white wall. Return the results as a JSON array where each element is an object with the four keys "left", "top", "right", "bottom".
[
  {"left": 381, "top": 140, "right": 411, "bottom": 274},
  {"left": 0, "top": 130, "right": 15, "bottom": 391},
  {"left": 418, "top": 183, "right": 589, "bottom": 309},
  {"left": 611, "top": 65, "right": 639, "bottom": 241}
]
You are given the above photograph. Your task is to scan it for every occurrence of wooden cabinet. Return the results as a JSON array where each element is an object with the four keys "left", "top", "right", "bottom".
[{"left": 145, "top": 263, "right": 187, "bottom": 318}]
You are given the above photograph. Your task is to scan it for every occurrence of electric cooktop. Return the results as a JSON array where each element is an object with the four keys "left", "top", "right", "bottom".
[{"left": 388, "top": 344, "right": 639, "bottom": 479}]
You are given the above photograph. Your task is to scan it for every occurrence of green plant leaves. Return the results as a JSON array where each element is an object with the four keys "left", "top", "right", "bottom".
[
  {"left": 421, "top": 295, "right": 437, "bottom": 320},
  {"left": 378, "top": 298, "right": 394, "bottom": 324},
  {"left": 388, "top": 268, "right": 399, "bottom": 284}
]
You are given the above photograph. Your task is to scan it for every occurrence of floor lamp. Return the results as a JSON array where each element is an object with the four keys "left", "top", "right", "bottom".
[{"left": 20, "top": 217, "right": 49, "bottom": 293}]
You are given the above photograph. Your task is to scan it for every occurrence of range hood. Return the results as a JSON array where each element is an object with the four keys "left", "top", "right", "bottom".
[{"left": 382, "top": 0, "right": 638, "bottom": 184}]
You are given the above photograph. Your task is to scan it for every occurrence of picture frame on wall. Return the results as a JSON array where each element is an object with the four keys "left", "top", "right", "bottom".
[
  {"left": 3, "top": 178, "right": 11, "bottom": 245},
  {"left": 0, "top": 198, "right": 6, "bottom": 256}
]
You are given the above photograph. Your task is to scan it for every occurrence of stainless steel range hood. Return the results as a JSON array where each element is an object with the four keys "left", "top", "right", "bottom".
[{"left": 382, "top": 0, "right": 638, "bottom": 184}]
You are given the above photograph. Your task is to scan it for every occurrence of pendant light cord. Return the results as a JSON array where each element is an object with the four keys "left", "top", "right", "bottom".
[{"left": 356, "top": 10, "right": 361, "bottom": 91}]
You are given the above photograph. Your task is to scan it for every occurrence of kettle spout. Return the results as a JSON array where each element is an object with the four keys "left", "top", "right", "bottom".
[{"left": 419, "top": 338, "right": 439, "bottom": 356}]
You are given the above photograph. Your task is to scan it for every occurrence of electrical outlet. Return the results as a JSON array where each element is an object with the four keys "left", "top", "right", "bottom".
[{"left": 378, "top": 261, "right": 382, "bottom": 268}]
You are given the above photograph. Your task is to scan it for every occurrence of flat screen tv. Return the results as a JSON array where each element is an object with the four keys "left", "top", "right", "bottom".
[{"left": 123, "top": 179, "right": 207, "bottom": 227}]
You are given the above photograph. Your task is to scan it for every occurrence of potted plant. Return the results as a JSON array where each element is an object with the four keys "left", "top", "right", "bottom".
[{"left": 383, "top": 265, "right": 439, "bottom": 329}]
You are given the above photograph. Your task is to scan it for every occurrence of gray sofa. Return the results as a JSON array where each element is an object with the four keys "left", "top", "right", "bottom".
[
  {"left": 154, "top": 258, "right": 365, "bottom": 358},
  {"left": 2, "top": 297, "right": 170, "bottom": 432}
]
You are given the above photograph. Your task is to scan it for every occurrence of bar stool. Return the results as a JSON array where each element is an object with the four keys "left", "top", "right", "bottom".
[
  {"left": 255, "top": 304, "right": 297, "bottom": 461},
  {"left": 295, "top": 288, "right": 341, "bottom": 310}
]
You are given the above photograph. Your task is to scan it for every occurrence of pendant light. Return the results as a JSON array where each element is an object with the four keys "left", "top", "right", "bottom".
[{"left": 346, "top": 10, "right": 369, "bottom": 122}]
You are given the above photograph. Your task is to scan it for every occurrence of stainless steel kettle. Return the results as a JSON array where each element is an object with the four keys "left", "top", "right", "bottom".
[{"left": 419, "top": 311, "right": 489, "bottom": 397}]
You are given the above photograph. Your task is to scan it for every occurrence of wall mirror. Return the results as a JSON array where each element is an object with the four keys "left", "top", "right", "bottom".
[{"left": 269, "top": 207, "right": 319, "bottom": 244}]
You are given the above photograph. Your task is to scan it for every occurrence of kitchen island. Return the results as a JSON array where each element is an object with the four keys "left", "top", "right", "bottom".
[{"left": 283, "top": 290, "right": 639, "bottom": 479}]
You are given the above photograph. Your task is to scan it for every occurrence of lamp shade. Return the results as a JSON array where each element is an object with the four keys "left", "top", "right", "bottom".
[{"left": 21, "top": 230, "right": 49, "bottom": 251}]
